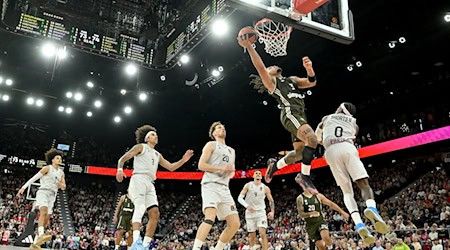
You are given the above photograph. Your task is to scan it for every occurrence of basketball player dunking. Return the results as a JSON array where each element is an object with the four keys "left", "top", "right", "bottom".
[
  {"left": 17, "top": 149, "right": 66, "bottom": 250},
  {"left": 237, "top": 35, "right": 319, "bottom": 193},
  {"left": 238, "top": 170, "right": 275, "bottom": 250},
  {"left": 116, "top": 125, "right": 193, "bottom": 250},
  {"left": 315, "top": 102, "right": 389, "bottom": 244},
  {"left": 192, "top": 122, "right": 240, "bottom": 250}
]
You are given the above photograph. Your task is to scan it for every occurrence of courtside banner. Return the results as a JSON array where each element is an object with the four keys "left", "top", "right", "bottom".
[{"left": 86, "top": 126, "right": 450, "bottom": 180}]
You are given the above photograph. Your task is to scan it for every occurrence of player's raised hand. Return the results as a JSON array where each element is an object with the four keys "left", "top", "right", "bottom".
[
  {"left": 116, "top": 170, "right": 127, "bottom": 182},
  {"left": 16, "top": 188, "right": 25, "bottom": 197},
  {"left": 223, "top": 164, "right": 235, "bottom": 172},
  {"left": 342, "top": 211, "right": 350, "bottom": 221},
  {"left": 237, "top": 35, "right": 253, "bottom": 49},
  {"left": 302, "top": 56, "right": 313, "bottom": 70},
  {"left": 268, "top": 211, "right": 275, "bottom": 220},
  {"left": 182, "top": 150, "right": 194, "bottom": 162}
]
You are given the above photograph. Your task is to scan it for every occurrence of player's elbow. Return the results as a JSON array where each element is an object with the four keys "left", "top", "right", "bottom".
[{"left": 198, "top": 162, "right": 206, "bottom": 171}]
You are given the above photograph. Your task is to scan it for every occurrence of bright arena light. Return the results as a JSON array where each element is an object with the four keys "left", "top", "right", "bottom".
[
  {"left": 65, "top": 107, "right": 73, "bottom": 114},
  {"left": 26, "top": 97, "right": 35, "bottom": 105},
  {"left": 94, "top": 100, "right": 102, "bottom": 108},
  {"left": 5, "top": 79, "right": 13, "bottom": 86},
  {"left": 66, "top": 92, "right": 73, "bottom": 98},
  {"left": 124, "top": 106, "right": 132, "bottom": 114},
  {"left": 58, "top": 106, "right": 65, "bottom": 112},
  {"left": 388, "top": 42, "right": 396, "bottom": 48},
  {"left": 42, "top": 42, "right": 56, "bottom": 57},
  {"left": 138, "top": 92, "right": 148, "bottom": 101},
  {"left": 2, "top": 95, "right": 9, "bottom": 101},
  {"left": 212, "top": 69, "right": 220, "bottom": 77},
  {"left": 356, "top": 61, "right": 362, "bottom": 67},
  {"left": 218, "top": 66, "right": 224, "bottom": 72},
  {"left": 180, "top": 55, "right": 190, "bottom": 64},
  {"left": 160, "top": 74, "right": 166, "bottom": 81},
  {"left": 87, "top": 111, "right": 93, "bottom": 117},
  {"left": 87, "top": 81, "right": 94, "bottom": 88},
  {"left": 74, "top": 92, "right": 83, "bottom": 101},
  {"left": 347, "top": 65, "right": 353, "bottom": 72},
  {"left": 57, "top": 47, "right": 67, "bottom": 59},
  {"left": 36, "top": 99, "right": 44, "bottom": 107},
  {"left": 445, "top": 14, "right": 450, "bottom": 22},
  {"left": 398, "top": 37, "right": 406, "bottom": 43},
  {"left": 125, "top": 64, "right": 138, "bottom": 76},
  {"left": 120, "top": 89, "right": 127, "bottom": 95},
  {"left": 0, "top": 77, "right": 3, "bottom": 84},
  {"left": 211, "top": 19, "right": 229, "bottom": 37},
  {"left": 114, "top": 116, "right": 121, "bottom": 123}
]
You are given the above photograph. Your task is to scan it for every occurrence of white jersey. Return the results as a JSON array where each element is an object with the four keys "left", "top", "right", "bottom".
[
  {"left": 201, "top": 141, "right": 235, "bottom": 186},
  {"left": 245, "top": 181, "right": 266, "bottom": 211},
  {"left": 39, "top": 165, "right": 63, "bottom": 192},
  {"left": 320, "top": 113, "right": 358, "bottom": 149},
  {"left": 133, "top": 144, "right": 160, "bottom": 181}
]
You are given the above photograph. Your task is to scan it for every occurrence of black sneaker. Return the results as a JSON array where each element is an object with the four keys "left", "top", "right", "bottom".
[
  {"left": 295, "top": 173, "right": 318, "bottom": 194},
  {"left": 264, "top": 158, "right": 278, "bottom": 183}
]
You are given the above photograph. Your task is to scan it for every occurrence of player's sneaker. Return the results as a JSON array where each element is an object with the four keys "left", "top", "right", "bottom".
[
  {"left": 264, "top": 158, "right": 278, "bottom": 183},
  {"left": 364, "top": 207, "right": 389, "bottom": 234},
  {"left": 34, "top": 234, "right": 52, "bottom": 246},
  {"left": 29, "top": 244, "right": 42, "bottom": 250},
  {"left": 294, "top": 173, "right": 318, "bottom": 194},
  {"left": 355, "top": 223, "right": 375, "bottom": 245},
  {"left": 131, "top": 238, "right": 145, "bottom": 250}
]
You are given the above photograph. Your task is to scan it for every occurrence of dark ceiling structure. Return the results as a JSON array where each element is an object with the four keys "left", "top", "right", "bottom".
[{"left": 0, "top": 0, "right": 449, "bottom": 155}]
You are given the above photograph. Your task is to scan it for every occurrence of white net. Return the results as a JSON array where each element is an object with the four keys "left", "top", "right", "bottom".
[{"left": 254, "top": 18, "right": 293, "bottom": 57}]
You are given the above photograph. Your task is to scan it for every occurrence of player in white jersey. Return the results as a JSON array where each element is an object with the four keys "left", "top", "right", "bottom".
[
  {"left": 17, "top": 149, "right": 66, "bottom": 250},
  {"left": 238, "top": 170, "right": 275, "bottom": 250},
  {"left": 192, "top": 121, "right": 240, "bottom": 250},
  {"left": 315, "top": 102, "right": 388, "bottom": 244},
  {"left": 116, "top": 125, "right": 194, "bottom": 250}
]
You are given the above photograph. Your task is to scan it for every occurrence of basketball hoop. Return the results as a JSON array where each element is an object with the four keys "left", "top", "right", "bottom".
[{"left": 254, "top": 18, "right": 293, "bottom": 57}]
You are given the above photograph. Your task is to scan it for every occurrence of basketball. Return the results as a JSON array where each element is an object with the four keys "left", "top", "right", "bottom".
[{"left": 238, "top": 26, "right": 257, "bottom": 44}]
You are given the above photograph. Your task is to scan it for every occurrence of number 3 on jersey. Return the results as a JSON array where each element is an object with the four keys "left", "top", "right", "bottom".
[{"left": 222, "top": 154, "right": 229, "bottom": 162}]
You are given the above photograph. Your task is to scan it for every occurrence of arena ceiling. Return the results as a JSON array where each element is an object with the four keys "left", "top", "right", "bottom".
[{"left": 0, "top": 0, "right": 448, "bottom": 154}]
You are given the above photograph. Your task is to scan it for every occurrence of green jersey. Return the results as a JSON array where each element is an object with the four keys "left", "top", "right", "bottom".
[
  {"left": 302, "top": 193, "right": 324, "bottom": 224},
  {"left": 270, "top": 77, "right": 306, "bottom": 111},
  {"left": 119, "top": 195, "right": 134, "bottom": 216}
]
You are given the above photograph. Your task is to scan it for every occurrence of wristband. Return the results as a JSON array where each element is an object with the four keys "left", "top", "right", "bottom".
[
  {"left": 307, "top": 75, "right": 316, "bottom": 82},
  {"left": 117, "top": 168, "right": 123, "bottom": 172}
]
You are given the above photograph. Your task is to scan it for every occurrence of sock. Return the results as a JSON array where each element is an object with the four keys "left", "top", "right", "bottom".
[
  {"left": 193, "top": 239, "right": 205, "bottom": 250},
  {"left": 301, "top": 164, "right": 311, "bottom": 175},
  {"left": 132, "top": 230, "right": 140, "bottom": 243},
  {"left": 115, "top": 245, "right": 119, "bottom": 250},
  {"left": 366, "top": 199, "right": 376, "bottom": 209},
  {"left": 327, "top": 245, "right": 334, "bottom": 250},
  {"left": 215, "top": 240, "right": 226, "bottom": 250},
  {"left": 38, "top": 226, "right": 44, "bottom": 236},
  {"left": 143, "top": 236, "right": 152, "bottom": 247},
  {"left": 276, "top": 158, "right": 287, "bottom": 169},
  {"left": 351, "top": 212, "right": 363, "bottom": 226}
]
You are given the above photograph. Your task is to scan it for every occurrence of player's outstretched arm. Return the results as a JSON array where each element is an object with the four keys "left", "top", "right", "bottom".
[
  {"left": 265, "top": 186, "right": 275, "bottom": 219},
  {"left": 237, "top": 183, "right": 252, "bottom": 210},
  {"left": 58, "top": 172, "right": 66, "bottom": 191},
  {"left": 160, "top": 149, "right": 194, "bottom": 172},
  {"left": 17, "top": 166, "right": 50, "bottom": 196},
  {"left": 113, "top": 195, "right": 125, "bottom": 225},
  {"left": 238, "top": 36, "right": 275, "bottom": 93},
  {"left": 198, "top": 142, "right": 233, "bottom": 173},
  {"left": 116, "top": 144, "right": 144, "bottom": 182},
  {"left": 289, "top": 57, "right": 317, "bottom": 89},
  {"left": 317, "top": 193, "right": 349, "bottom": 220}
]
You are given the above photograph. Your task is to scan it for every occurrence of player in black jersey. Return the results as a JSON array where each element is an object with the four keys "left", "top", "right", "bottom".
[
  {"left": 238, "top": 35, "right": 319, "bottom": 193},
  {"left": 113, "top": 194, "right": 134, "bottom": 250}
]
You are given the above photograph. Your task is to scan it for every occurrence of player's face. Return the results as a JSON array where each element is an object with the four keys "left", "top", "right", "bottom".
[
  {"left": 52, "top": 155, "right": 62, "bottom": 165},
  {"left": 253, "top": 171, "right": 262, "bottom": 180},
  {"left": 146, "top": 131, "right": 158, "bottom": 145},
  {"left": 213, "top": 124, "right": 226, "bottom": 139}
]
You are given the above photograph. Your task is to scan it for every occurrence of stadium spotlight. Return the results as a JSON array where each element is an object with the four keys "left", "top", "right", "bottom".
[
  {"left": 388, "top": 41, "right": 396, "bottom": 48},
  {"left": 445, "top": 14, "right": 450, "bottom": 22},
  {"left": 36, "top": 99, "right": 44, "bottom": 107},
  {"left": 58, "top": 106, "right": 64, "bottom": 112},
  {"left": 86, "top": 81, "right": 94, "bottom": 88},
  {"left": 211, "top": 19, "right": 229, "bottom": 37},
  {"left": 86, "top": 111, "right": 93, "bottom": 117},
  {"left": 114, "top": 116, "right": 121, "bottom": 123},
  {"left": 42, "top": 42, "right": 57, "bottom": 57},
  {"left": 2, "top": 95, "right": 9, "bottom": 102},
  {"left": 74, "top": 92, "right": 83, "bottom": 101},
  {"left": 26, "top": 97, "right": 35, "bottom": 105},
  {"left": 346, "top": 65, "right": 353, "bottom": 72},
  {"left": 124, "top": 106, "right": 132, "bottom": 114},
  {"left": 398, "top": 37, "right": 406, "bottom": 43},
  {"left": 355, "top": 61, "right": 362, "bottom": 67},
  {"left": 94, "top": 100, "right": 102, "bottom": 108},
  {"left": 65, "top": 107, "right": 73, "bottom": 114},
  {"left": 66, "top": 91, "right": 73, "bottom": 98},
  {"left": 160, "top": 74, "right": 166, "bottom": 81},
  {"left": 180, "top": 55, "right": 190, "bottom": 64},
  {"left": 138, "top": 92, "right": 148, "bottom": 101},
  {"left": 211, "top": 69, "right": 220, "bottom": 77},
  {"left": 0, "top": 76, "right": 3, "bottom": 84},
  {"left": 120, "top": 89, "right": 127, "bottom": 95},
  {"left": 125, "top": 64, "right": 138, "bottom": 76},
  {"left": 5, "top": 79, "right": 13, "bottom": 86},
  {"left": 218, "top": 66, "right": 224, "bottom": 72}
]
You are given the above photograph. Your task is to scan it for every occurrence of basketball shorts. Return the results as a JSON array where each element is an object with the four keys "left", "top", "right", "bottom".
[
  {"left": 245, "top": 210, "right": 268, "bottom": 232},
  {"left": 117, "top": 214, "right": 132, "bottom": 232},
  {"left": 201, "top": 183, "right": 238, "bottom": 221},
  {"left": 306, "top": 219, "right": 328, "bottom": 241},
  {"left": 128, "top": 174, "right": 158, "bottom": 209},
  {"left": 324, "top": 142, "right": 369, "bottom": 187},
  {"left": 35, "top": 189, "right": 57, "bottom": 214},
  {"left": 280, "top": 108, "right": 308, "bottom": 143}
]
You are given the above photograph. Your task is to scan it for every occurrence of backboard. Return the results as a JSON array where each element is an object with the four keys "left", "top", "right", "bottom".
[{"left": 226, "top": 0, "right": 354, "bottom": 44}]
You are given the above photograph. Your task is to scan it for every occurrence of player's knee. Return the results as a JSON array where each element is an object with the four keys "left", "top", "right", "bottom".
[
  {"left": 308, "top": 135, "right": 319, "bottom": 147},
  {"left": 258, "top": 228, "right": 267, "bottom": 238},
  {"left": 40, "top": 207, "right": 48, "bottom": 216},
  {"left": 132, "top": 204, "right": 146, "bottom": 223},
  {"left": 228, "top": 219, "right": 240, "bottom": 232},
  {"left": 148, "top": 207, "right": 160, "bottom": 220},
  {"left": 203, "top": 218, "right": 215, "bottom": 226},
  {"left": 302, "top": 145, "right": 316, "bottom": 165}
]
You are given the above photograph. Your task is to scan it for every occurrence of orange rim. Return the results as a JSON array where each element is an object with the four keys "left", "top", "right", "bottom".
[{"left": 254, "top": 18, "right": 293, "bottom": 39}]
